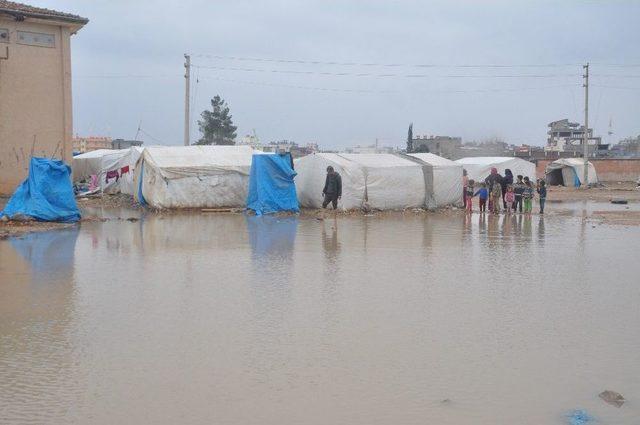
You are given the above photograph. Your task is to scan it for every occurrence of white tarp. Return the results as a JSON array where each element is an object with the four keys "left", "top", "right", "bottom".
[
  {"left": 100, "top": 147, "right": 144, "bottom": 195},
  {"left": 545, "top": 158, "right": 598, "bottom": 187},
  {"left": 72, "top": 149, "right": 123, "bottom": 182},
  {"left": 295, "top": 153, "right": 427, "bottom": 210},
  {"left": 409, "top": 153, "right": 463, "bottom": 207},
  {"left": 133, "top": 145, "right": 259, "bottom": 209},
  {"left": 455, "top": 157, "right": 536, "bottom": 182}
]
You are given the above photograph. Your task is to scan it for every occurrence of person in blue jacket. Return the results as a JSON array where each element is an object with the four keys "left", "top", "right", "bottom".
[{"left": 473, "top": 182, "right": 489, "bottom": 213}]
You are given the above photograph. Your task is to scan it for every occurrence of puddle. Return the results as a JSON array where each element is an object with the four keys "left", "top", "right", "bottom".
[{"left": 1, "top": 204, "right": 639, "bottom": 424}]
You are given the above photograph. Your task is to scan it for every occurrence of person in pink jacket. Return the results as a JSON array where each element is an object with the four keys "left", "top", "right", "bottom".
[{"left": 504, "top": 185, "right": 515, "bottom": 214}]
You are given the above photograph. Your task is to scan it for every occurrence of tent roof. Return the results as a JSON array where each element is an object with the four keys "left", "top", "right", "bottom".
[
  {"left": 143, "top": 145, "right": 258, "bottom": 169},
  {"left": 74, "top": 149, "right": 120, "bottom": 159},
  {"left": 315, "top": 153, "right": 419, "bottom": 168},
  {"left": 409, "top": 153, "right": 461, "bottom": 167},
  {"left": 455, "top": 156, "right": 524, "bottom": 165},
  {"left": 548, "top": 158, "right": 592, "bottom": 167}
]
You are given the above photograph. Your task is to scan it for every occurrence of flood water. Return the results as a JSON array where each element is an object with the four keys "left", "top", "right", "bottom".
[{"left": 1, "top": 205, "right": 639, "bottom": 424}]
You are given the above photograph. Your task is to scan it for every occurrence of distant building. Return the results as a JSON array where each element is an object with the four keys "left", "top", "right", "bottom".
[
  {"left": 345, "top": 144, "right": 396, "bottom": 154},
  {"left": 238, "top": 133, "right": 262, "bottom": 150},
  {"left": 112, "top": 138, "right": 143, "bottom": 150},
  {"left": 610, "top": 136, "right": 640, "bottom": 157},
  {"left": 545, "top": 119, "right": 604, "bottom": 156},
  {"left": 72, "top": 136, "right": 112, "bottom": 153},
  {"left": 411, "top": 135, "right": 461, "bottom": 158},
  {"left": 262, "top": 140, "right": 318, "bottom": 158},
  {"left": 0, "top": 1, "right": 88, "bottom": 193}
]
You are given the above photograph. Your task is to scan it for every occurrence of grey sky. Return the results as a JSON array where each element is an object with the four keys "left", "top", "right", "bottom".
[{"left": 41, "top": 0, "right": 640, "bottom": 149}]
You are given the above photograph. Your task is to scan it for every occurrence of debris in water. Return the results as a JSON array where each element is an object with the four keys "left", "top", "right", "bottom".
[
  {"left": 567, "top": 410, "right": 592, "bottom": 425},
  {"left": 599, "top": 390, "right": 625, "bottom": 407},
  {"left": 126, "top": 217, "right": 139, "bottom": 222}
]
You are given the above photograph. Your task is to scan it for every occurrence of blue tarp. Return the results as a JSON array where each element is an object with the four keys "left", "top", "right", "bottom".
[
  {"left": 1, "top": 158, "right": 81, "bottom": 223},
  {"left": 246, "top": 154, "right": 299, "bottom": 215}
]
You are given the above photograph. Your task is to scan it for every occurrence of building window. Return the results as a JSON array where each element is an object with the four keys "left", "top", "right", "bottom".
[
  {"left": 16, "top": 31, "right": 55, "bottom": 48},
  {"left": 0, "top": 29, "right": 8, "bottom": 43}
]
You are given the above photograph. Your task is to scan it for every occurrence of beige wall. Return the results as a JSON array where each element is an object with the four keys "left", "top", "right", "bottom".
[{"left": 0, "top": 17, "right": 76, "bottom": 194}]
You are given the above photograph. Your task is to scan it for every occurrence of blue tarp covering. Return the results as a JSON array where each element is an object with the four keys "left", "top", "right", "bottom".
[
  {"left": 1, "top": 158, "right": 81, "bottom": 223},
  {"left": 246, "top": 154, "right": 299, "bottom": 215}
]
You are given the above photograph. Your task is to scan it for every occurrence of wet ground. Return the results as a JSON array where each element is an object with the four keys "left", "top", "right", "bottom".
[{"left": 1, "top": 202, "right": 639, "bottom": 424}]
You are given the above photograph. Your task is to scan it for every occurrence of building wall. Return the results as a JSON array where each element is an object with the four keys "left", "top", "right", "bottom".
[
  {"left": 536, "top": 159, "right": 640, "bottom": 181},
  {"left": 0, "top": 18, "right": 73, "bottom": 194}
]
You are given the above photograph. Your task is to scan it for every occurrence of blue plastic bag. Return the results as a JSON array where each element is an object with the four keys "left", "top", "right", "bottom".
[
  {"left": 1, "top": 158, "right": 81, "bottom": 223},
  {"left": 246, "top": 154, "right": 299, "bottom": 215}
]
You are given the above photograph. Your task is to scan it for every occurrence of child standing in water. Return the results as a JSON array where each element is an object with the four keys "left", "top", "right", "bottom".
[
  {"left": 465, "top": 179, "right": 475, "bottom": 213},
  {"left": 537, "top": 180, "right": 547, "bottom": 214},
  {"left": 523, "top": 178, "right": 534, "bottom": 214},
  {"left": 504, "top": 185, "right": 515, "bottom": 214},
  {"left": 490, "top": 181, "right": 502, "bottom": 214},
  {"left": 474, "top": 182, "right": 489, "bottom": 213},
  {"left": 462, "top": 169, "right": 469, "bottom": 210}
]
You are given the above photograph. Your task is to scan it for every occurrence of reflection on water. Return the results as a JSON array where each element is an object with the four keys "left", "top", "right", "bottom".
[
  {"left": 9, "top": 227, "right": 79, "bottom": 275},
  {"left": 1, "top": 210, "right": 639, "bottom": 425}
]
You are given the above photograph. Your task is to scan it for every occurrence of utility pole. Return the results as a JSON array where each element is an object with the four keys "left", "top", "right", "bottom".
[
  {"left": 184, "top": 54, "right": 191, "bottom": 146},
  {"left": 582, "top": 62, "right": 589, "bottom": 187}
]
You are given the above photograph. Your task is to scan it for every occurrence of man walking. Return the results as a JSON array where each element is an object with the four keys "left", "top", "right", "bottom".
[{"left": 322, "top": 166, "right": 342, "bottom": 209}]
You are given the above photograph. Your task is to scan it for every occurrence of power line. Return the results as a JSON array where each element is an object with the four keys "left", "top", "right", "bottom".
[
  {"left": 75, "top": 74, "right": 180, "bottom": 79},
  {"left": 192, "top": 64, "right": 578, "bottom": 79},
  {"left": 198, "top": 76, "right": 393, "bottom": 93},
  {"left": 138, "top": 128, "right": 167, "bottom": 144},
  {"left": 592, "top": 84, "right": 640, "bottom": 90},
  {"left": 191, "top": 54, "right": 582, "bottom": 69},
  {"left": 200, "top": 75, "right": 577, "bottom": 94},
  {"left": 591, "top": 74, "right": 640, "bottom": 78}
]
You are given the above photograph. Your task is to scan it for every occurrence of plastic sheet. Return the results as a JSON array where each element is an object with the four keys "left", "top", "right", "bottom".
[
  {"left": 1, "top": 158, "right": 80, "bottom": 222},
  {"left": 246, "top": 154, "right": 299, "bottom": 215}
]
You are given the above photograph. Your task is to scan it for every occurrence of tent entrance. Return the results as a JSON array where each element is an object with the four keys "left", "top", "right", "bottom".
[{"left": 546, "top": 168, "right": 565, "bottom": 186}]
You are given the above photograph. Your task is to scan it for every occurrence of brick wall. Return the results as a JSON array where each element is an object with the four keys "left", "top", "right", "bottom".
[{"left": 536, "top": 159, "right": 640, "bottom": 182}]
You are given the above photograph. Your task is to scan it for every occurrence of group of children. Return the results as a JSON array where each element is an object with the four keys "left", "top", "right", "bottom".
[{"left": 464, "top": 174, "right": 547, "bottom": 215}]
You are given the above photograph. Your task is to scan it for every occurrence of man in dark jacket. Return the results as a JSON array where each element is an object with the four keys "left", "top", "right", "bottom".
[
  {"left": 322, "top": 166, "right": 342, "bottom": 209},
  {"left": 502, "top": 169, "right": 514, "bottom": 209}
]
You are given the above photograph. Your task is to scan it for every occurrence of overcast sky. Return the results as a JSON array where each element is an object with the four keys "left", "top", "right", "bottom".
[{"left": 40, "top": 0, "right": 640, "bottom": 149}]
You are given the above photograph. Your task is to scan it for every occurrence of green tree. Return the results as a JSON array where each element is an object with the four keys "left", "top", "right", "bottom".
[
  {"left": 195, "top": 95, "right": 237, "bottom": 145},
  {"left": 407, "top": 123, "right": 413, "bottom": 153}
]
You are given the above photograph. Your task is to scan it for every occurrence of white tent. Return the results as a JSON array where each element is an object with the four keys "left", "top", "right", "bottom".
[
  {"left": 100, "top": 147, "right": 144, "bottom": 195},
  {"left": 133, "top": 145, "right": 259, "bottom": 209},
  {"left": 455, "top": 157, "right": 536, "bottom": 182},
  {"left": 408, "top": 153, "right": 463, "bottom": 207},
  {"left": 545, "top": 158, "right": 597, "bottom": 187},
  {"left": 72, "top": 149, "right": 123, "bottom": 182},
  {"left": 295, "top": 153, "right": 428, "bottom": 210}
]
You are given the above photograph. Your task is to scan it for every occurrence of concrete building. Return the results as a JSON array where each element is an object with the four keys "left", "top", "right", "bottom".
[
  {"left": 411, "top": 135, "right": 462, "bottom": 159},
  {"left": 345, "top": 144, "right": 397, "bottom": 154},
  {"left": 72, "top": 136, "right": 112, "bottom": 153},
  {"left": 545, "top": 119, "right": 604, "bottom": 156},
  {"left": 610, "top": 136, "right": 640, "bottom": 158},
  {"left": 0, "top": 1, "right": 87, "bottom": 194},
  {"left": 262, "top": 140, "right": 318, "bottom": 158},
  {"left": 111, "top": 138, "right": 143, "bottom": 150}
]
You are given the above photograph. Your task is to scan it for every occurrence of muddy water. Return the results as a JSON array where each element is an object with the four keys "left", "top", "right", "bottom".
[{"left": 1, "top": 209, "right": 639, "bottom": 424}]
